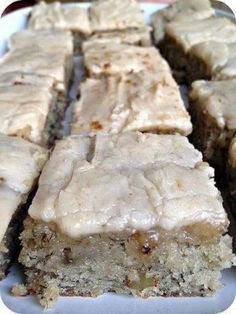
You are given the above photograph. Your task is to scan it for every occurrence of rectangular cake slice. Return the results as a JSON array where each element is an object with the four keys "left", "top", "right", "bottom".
[
  {"left": 189, "top": 80, "right": 236, "bottom": 176},
  {"left": 0, "top": 135, "right": 48, "bottom": 280},
  {"left": 151, "top": 0, "right": 214, "bottom": 45},
  {"left": 28, "top": 1, "right": 91, "bottom": 54},
  {"left": 28, "top": 1, "right": 91, "bottom": 35},
  {"left": 0, "top": 78, "right": 56, "bottom": 146},
  {"left": 0, "top": 29, "right": 74, "bottom": 95},
  {"left": 83, "top": 43, "right": 168, "bottom": 78},
  {"left": 71, "top": 69, "right": 192, "bottom": 136},
  {"left": 90, "top": 0, "right": 145, "bottom": 32},
  {"left": 159, "top": 17, "right": 236, "bottom": 83},
  {"left": 19, "top": 132, "right": 235, "bottom": 308}
]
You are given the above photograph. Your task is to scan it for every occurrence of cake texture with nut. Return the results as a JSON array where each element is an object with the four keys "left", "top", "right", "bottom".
[
  {"left": 19, "top": 132, "right": 235, "bottom": 307},
  {"left": 0, "top": 135, "right": 48, "bottom": 280},
  {"left": 151, "top": 0, "right": 214, "bottom": 44},
  {"left": 71, "top": 69, "right": 192, "bottom": 136}
]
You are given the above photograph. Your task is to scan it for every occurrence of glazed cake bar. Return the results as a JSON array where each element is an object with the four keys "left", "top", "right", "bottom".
[
  {"left": 3, "top": 29, "right": 74, "bottom": 95},
  {"left": 159, "top": 17, "right": 236, "bottom": 83},
  {"left": 19, "top": 132, "right": 235, "bottom": 307},
  {"left": 28, "top": 1, "right": 91, "bottom": 53},
  {"left": 83, "top": 43, "right": 167, "bottom": 78},
  {"left": 0, "top": 135, "right": 48, "bottom": 280},
  {"left": 0, "top": 72, "right": 60, "bottom": 146},
  {"left": 83, "top": 27, "right": 151, "bottom": 50},
  {"left": 189, "top": 80, "right": 236, "bottom": 176},
  {"left": 90, "top": 0, "right": 146, "bottom": 32},
  {"left": 71, "top": 69, "right": 192, "bottom": 136},
  {"left": 0, "top": 30, "right": 74, "bottom": 143},
  {"left": 189, "top": 41, "right": 236, "bottom": 81},
  {"left": 151, "top": 0, "right": 214, "bottom": 45}
]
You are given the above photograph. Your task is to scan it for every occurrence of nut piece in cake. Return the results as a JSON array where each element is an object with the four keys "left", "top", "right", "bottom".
[
  {"left": 189, "top": 80, "right": 236, "bottom": 174},
  {"left": 0, "top": 135, "right": 48, "bottom": 280},
  {"left": 71, "top": 70, "right": 192, "bottom": 136},
  {"left": 19, "top": 132, "right": 235, "bottom": 306},
  {"left": 151, "top": 0, "right": 214, "bottom": 44},
  {"left": 90, "top": 0, "right": 145, "bottom": 32}
]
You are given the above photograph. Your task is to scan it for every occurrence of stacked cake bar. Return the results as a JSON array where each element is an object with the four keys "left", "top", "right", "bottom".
[
  {"left": 0, "top": 135, "right": 48, "bottom": 279},
  {"left": 0, "top": 29, "right": 74, "bottom": 146},
  {"left": 19, "top": 132, "right": 235, "bottom": 307}
]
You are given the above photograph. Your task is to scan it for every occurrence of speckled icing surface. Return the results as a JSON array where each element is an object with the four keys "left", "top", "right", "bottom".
[{"left": 29, "top": 132, "right": 227, "bottom": 239}]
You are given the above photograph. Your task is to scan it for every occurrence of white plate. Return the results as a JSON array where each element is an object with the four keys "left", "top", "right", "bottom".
[{"left": 0, "top": 3, "right": 236, "bottom": 314}]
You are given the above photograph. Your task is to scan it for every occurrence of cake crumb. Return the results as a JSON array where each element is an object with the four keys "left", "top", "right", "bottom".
[
  {"left": 38, "top": 285, "right": 60, "bottom": 309},
  {"left": 12, "top": 284, "right": 27, "bottom": 296}
]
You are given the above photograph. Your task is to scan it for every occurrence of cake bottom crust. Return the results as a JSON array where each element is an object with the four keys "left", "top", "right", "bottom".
[{"left": 18, "top": 218, "right": 235, "bottom": 308}]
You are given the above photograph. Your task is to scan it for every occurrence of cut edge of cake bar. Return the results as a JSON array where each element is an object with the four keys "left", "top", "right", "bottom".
[
  {"left": 189, "top": 79, "right": 236, "bottom": 180},
  {"left": 0, "top": 135, "right": 48, "bottom": 280}
]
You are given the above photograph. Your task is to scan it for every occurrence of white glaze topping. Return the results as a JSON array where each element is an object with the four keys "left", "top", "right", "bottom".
[
  {"left": 0, "top": 46, "right": 70, "bottom": 91},
  {"left": 0, "top": 135, "right": 48, "bottom": 243},
  {"left": 190, "top": 80, "right": 236, "bottom": 130},
  {"left": 83, "top": 27, "right": 151, "bottom": 50},
  {"left": 72, "top": 70, "right": 192, "bottom": 136},
  {"left": 28, "top": 1, "right": 91, "bottom": 34},
  {"left": 151, "top": 0, "right": 214, "bottom": 44},
  {"left": 84, "top": 43, "right": 167, "bottom": 78},
  {"left": 29, "top": 132, "right": 227, "bottom": 238},
  {"left": 166, "top": 17, "right": 236, "bottom": 52},
  {"left": 90, "top": 0, "right": 145, "bottom": 32}
]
